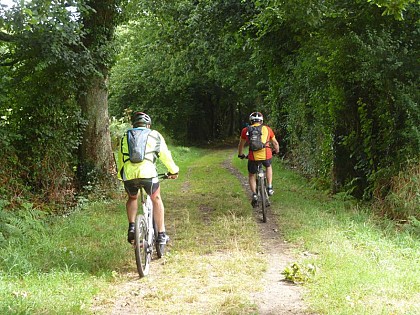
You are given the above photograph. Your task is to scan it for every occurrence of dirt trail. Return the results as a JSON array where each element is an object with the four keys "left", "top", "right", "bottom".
[
  {"left": 225, "top": 161, "right": 312, "bottom": 315},
  {"left": 91, "top": 158, "right": 312, "bottom": 314}
]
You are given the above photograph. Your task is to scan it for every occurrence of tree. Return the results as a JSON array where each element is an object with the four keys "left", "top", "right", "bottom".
[
  {"left": 0, "top": 0, "right": 123, "bottom": 205},
  {"left": 109, "top": 0, "right": 260, "bottom": 142},
  {"left": 76, "top": 0, "right": 122, "bottom": 185}
]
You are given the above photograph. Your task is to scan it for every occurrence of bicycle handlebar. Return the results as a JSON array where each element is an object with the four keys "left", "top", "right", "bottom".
[{"left": 158, "top": 172, "right": 178, "bottom": 179}]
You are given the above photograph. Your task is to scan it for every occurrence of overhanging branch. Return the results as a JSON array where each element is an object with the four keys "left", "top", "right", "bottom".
[{"left": 0, "top": 31, "right": 14, "bottom": 42}]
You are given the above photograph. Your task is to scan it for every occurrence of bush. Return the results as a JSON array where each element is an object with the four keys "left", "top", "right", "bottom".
[{"left": 373, "top": 161, "right": 420, "bottom": 220}]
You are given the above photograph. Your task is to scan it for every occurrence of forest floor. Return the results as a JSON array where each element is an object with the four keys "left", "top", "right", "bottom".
[{"left": 91, "top": 157, "right": 313, "bottom": 314}]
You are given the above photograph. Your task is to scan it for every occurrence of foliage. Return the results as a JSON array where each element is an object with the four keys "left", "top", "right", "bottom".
[
  {"left": 1, "top": 0, "right": 123, "bottom": 208},
  {"left": 109, "top": 0, "right": 260, "bottom": 143},
  {"left": 282, "top": 262, "right": 316, "bottom": 284},
  {"left": 0, "top": 0, "right": 418, "bottom": 217},
  {"left": 374, "top": 161, "right": 420, "bottom": 220},
  {"left": 0, "top": 1, "right": 90, "bottom": 206},
  {"left": 0, "top": 200, "right": 47, "bottom": 247},
  {"left": 246, "top": 0, "right": 420, "bottom": 213}
]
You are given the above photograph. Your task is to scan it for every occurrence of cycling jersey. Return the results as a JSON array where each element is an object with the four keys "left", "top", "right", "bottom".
[
  {"left": 117, "top": 129, "right": 179, "bottom": 181},
  {"left": 240, "top": 123, "right": 276, "bottom": 161}
]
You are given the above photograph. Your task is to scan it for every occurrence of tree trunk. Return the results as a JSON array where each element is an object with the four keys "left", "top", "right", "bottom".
[
  {"left": 77, "top": 74, "right": 116, "bottom": 185},
  {"left": 76, "top": 0, "right": 121, "bottom": 187}
]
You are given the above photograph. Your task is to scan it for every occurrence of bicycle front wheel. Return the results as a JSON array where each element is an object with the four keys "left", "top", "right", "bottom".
[
  {"left": 258, "top": 173, "right": 267, "bottom": 223},
  {"left": 134, "top": 214, "right": 151, "bottom": 277}
]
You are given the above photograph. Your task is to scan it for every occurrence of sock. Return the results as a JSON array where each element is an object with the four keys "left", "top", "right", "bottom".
[{"left": 129, "top": 222, "right": 135, "bottom": 229}]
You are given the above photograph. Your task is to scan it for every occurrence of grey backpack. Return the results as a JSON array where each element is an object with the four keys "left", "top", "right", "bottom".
[{"left": 126, "top": 128, "right": 152, "bottom": 163}]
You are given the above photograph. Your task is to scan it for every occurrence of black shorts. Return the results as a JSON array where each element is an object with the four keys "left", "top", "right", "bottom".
[
  {"left": 123, "top": 178, "right": 160, "bottom": 196},
  {"left": 248, "top": 159, "right": 272, "bottom": 174}
]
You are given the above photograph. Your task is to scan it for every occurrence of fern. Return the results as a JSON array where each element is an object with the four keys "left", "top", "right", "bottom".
[{"left": 0, "top": 202, "right": 47, "bottom": 247}]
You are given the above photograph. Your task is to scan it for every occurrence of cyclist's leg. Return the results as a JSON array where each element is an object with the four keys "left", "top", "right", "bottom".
[
  {"left": 123, "top": 180, "right": 140, "bottom": 243},
  {"left": 126, "top": 193, "right": 139, "bottom": 223},
  {"left": 143, "top": 179, "right": 169, "bottom": 244},
  {"left": 262, "top": 159, "right": 273, "bottom": 185},
  {"left": 248, "top": 160, "right": 259, "bottom": 207},
  {"left": 263, "top": 159, "right": 274, "bottom": 195},
  {"left": 151, "top": 188, "right": 170, "bottom": 244},
  {"left": 124, "top": 180, "right": 140, "bottom": 222},
  {"left": 136, "top": 179, "right": 162, "bottom": 231},
  {"left": 266, "top": 165, "right": 273, "bottom": 187},
  {"left": 150, "top": 186, "right": 165, "bottom": 233},
  {"left": 248, "top": 173, "right": 257, "bottom": 193},
  {"left": 247, "top": 160, "right": 258, "bottom": 193}
]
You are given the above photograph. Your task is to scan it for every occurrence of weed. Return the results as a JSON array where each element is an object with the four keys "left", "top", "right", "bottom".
[{"left": 282, "top": 262, "right": 316, "bottom": 284}]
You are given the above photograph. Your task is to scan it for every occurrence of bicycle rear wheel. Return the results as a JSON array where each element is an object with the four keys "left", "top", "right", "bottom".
[
  {"left": 153, "top": 220, "right": 165, "bottom": 258},
  {"left": 134, "top": 214, "right": 151, "bottom": 277},
  {"left": 258, "top": 173, "right": 267, "bottom": 223}
]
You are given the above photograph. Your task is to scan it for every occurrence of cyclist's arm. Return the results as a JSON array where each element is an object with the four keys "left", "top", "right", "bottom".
[
  {"left": 156, "top": 132, "right": 179, "bottom": 175},
  {"left": 117, "top": 134, "right": 127, "bottom": 180},
  {"left": 238, "top": 138, "right": 247, "bottom": 156},
  {"left": 270, "top": 136, "right": 280, "bottom": 154},
  {"left": 266, "top": 126, "right": 279, "bottom": 154},
  {"left": 238, "top": 127, "right": 248, "bottom": 156}
]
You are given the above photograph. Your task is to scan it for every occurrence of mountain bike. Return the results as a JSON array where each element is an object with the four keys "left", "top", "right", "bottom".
[
  {"left": 255, "top": 161, "right": 270, "bottom": 223},
  {"left": 239, "top": 155, "right": 271, "bottom": 223},
  {"left": 134, "top": 173, "right": 169, "bottom": 278}
]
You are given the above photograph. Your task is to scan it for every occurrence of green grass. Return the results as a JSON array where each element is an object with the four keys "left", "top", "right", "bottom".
[
  {"left": 1, "top": 147, "right": 419, "bottom": 314},
  {"left": 0, "top": 199, "right": 130, "bottom": 314},
  {"left": 233, "top": 157, "right": 420, "bottom": 314},
  {"left": 0, "top": 147, "right": 264, "bottom": 314}
]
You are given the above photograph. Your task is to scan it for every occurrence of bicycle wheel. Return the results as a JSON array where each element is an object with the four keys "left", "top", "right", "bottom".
[
  {"left": 153, "top": 220, "right": 165, "bottom": 258},
  {"left": 134, "top": 214, "right": 151, "bottom": 277},
  {"left": 258, "top": 172, "right": 267, "bottom": 223}
]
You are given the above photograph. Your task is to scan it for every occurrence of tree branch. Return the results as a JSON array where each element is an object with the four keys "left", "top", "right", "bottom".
[{"left": 0, "top": 31, "right": 14, "bottom": 42}]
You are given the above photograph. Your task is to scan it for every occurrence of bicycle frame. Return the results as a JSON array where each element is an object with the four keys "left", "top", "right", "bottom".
[
  {"left": 140, "top": 188, "right": 155, "bottom": 251},
  {"left": 255, "top": 162, "right": 269, "bottom": 223},
  {"left": 133, "top": 188, "right": 154, "bottom": 277},
  {"left": 241, "top": 155, "right": 272, "bottom": 222}
]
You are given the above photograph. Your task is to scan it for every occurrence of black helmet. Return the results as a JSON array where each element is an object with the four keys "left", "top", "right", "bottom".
[
  {"left": 249, "top": 112, "right": 263, "bottom": 124},
  {"left": 131, "top": 111, "right": 152, "bottom": 126}
]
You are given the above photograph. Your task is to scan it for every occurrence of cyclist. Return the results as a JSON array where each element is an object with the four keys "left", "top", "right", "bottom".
[
  {"left": 117, "top": 111, "right": 179, "bottom": 244},
  {"left": 237, "top": 112, "right": 279, "bottom": 207}
]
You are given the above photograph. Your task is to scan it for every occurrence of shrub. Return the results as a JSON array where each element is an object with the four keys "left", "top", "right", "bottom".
[{"left": 373, "top": 161, "right": 420, "bottom": 220}]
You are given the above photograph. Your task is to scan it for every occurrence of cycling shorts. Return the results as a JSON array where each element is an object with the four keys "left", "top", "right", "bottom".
[
  {"left": 123, "top": 178, "right": 160, "bottom": 196},
  {"left": 248, "top": 159, "right": 272, "bottom": 174}
]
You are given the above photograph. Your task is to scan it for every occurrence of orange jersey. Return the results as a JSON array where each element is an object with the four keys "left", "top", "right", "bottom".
[{"left": 240, "top": 124, "right": 276, "bottom": 161}]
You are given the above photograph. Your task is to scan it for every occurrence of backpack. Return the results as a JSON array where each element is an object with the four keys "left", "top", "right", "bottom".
[
  {"left": 125, "top": 128, "right": 152, "bottom": 163},
  {"left": 247, "top": 125, "right": 266, "bottom": 151}
]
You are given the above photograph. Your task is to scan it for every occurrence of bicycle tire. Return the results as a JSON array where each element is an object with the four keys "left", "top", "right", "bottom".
[
  {"left": 258, "top": 172, "right": 267, "bottom": 223},
  {"left": 134, "top": 214, "right": 151, "bottom": 277},
  {"left": 153, "top": 220, "right": 165, "bottom": 258}
]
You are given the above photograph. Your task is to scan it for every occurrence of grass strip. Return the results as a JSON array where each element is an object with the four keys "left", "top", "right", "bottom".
[{"left": 233, "top": 156, "right": 420, "bottom": 314}]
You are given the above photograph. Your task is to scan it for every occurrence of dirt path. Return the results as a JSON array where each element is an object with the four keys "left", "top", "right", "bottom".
[
  {"left": 91, "top": 158, "right": 312, "bottom": 314},
  {"left": 225, "top": 161, "right": 312, "bottom": 315}
]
